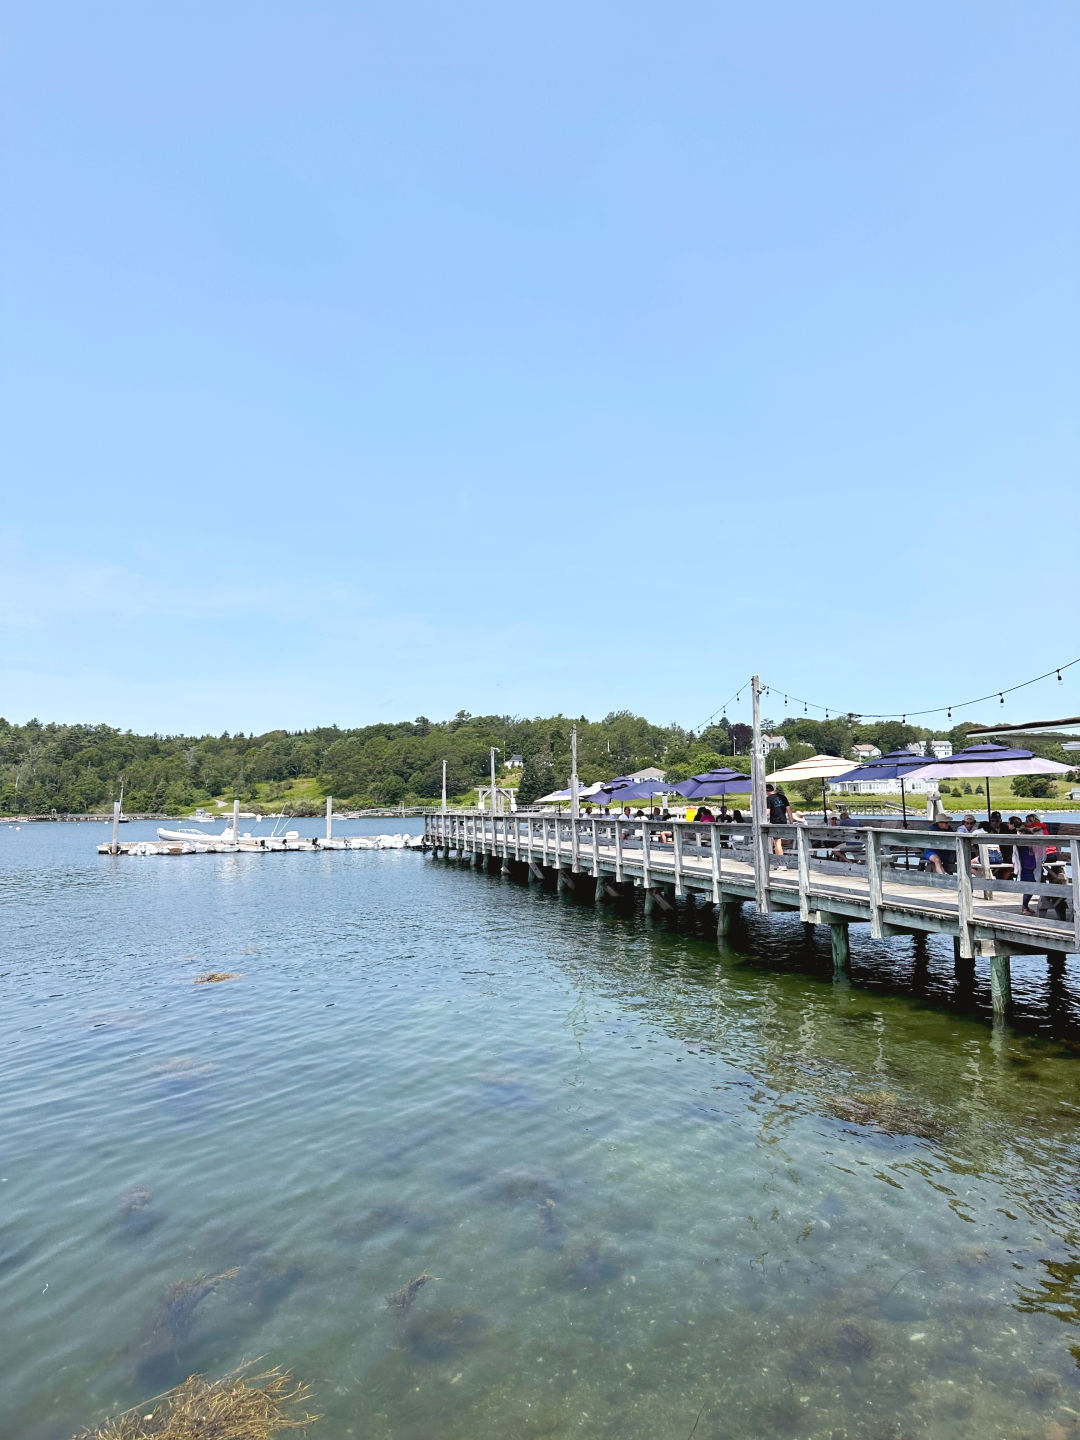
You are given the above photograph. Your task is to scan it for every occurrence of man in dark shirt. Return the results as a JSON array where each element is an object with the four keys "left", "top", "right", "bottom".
[{"left": 765, "top": 783, "right": 793, "bottom": 854}]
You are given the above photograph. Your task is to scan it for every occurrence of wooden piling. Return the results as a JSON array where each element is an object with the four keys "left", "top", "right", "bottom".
[
  {"left": 990, "top": 954, "right": 1012, "bottom": 1015},
  {"left": 830, "top": 922, "right": 850, "bottom": 974}
]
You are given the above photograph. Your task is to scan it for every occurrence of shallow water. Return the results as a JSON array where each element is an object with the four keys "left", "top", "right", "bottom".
[{"left": 3, "top": 820, "right": 1080, "bottom": 1439}]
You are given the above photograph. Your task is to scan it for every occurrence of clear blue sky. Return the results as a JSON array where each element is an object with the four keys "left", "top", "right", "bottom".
[{"left": 4, "top": 2, "right": 1077, "bottom": 736}]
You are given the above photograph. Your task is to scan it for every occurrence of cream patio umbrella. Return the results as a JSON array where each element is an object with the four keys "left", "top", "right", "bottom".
[{"left": 761, "top": 754, "right": 859, "bottom": 823}]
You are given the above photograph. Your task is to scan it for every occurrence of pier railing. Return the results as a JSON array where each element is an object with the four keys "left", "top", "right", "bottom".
[{"left": 426, "top": 812, "right": 1080, "bottom": 958}]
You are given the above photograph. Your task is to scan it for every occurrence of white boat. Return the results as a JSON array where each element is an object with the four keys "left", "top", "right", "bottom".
[
  {"left": 158, "top": 826, "right": 219, "bottom": 843},
  {"left": 186, "top": 809, "right": 216, "bottom": 823}
]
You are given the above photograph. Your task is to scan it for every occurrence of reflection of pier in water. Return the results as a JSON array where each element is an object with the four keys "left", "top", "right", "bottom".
[{"left": 425, "top": 812, "right": 1079, "bottom": 1018}]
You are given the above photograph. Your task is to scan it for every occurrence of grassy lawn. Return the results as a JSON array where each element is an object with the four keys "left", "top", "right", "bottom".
[{"left": 844, "top": 779, "right": 1079, "bottom": 813}]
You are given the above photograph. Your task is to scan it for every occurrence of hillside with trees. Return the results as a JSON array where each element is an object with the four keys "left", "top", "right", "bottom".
[{"left": 0, "top": 711, "right": 1073, "bottom": 816}]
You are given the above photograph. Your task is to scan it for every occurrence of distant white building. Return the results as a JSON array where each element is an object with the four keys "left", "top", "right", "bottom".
[
  {"left": 628, "top": 766, "right": 666, "bottom": 782},
  {"left": 929, "top": 739, "right": 953, "bottom": 759},
  {"left": 852, "top": 743, "right": 881, "bottom": 760},
  {"left": 762, "top": 734, "right": 788, "bottom": 754},
  {"left": 902, "top": 740, "right": 927, "bottom": 756},
  {"left": 506, "top": 753, "right": 524, "bottom": 769},
  {"left": 831, "top": 776, "right": 939, "bottom": 796}
]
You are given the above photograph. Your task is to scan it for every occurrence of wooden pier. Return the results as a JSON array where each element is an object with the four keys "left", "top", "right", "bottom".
[{"left": 425, "top": 812, "right": 1079, "bottom": 1015}]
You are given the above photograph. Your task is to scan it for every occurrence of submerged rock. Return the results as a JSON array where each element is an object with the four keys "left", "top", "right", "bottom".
[
  {"left": 404, "top": 1303, "right": 485, "bottom": 1361},
  {"left": 824, "top": 1090, "right": 947, "bottom": 1140},
  {"left": 555, "top": 1240, "right": 625, "bottom": 1292}
]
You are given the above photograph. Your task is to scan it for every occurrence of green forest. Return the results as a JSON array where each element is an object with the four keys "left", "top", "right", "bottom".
[{"left": 2, "top": 709, "right": 1074, "bottom": 816}]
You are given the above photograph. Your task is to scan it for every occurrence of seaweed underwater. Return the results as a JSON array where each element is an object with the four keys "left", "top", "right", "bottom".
[
  {"left": 136, "top": 1268, "right": 240, "bottom": 1387},
  {"left": 113, "top": 1185, "right": 165, "bottom": 1244},
  {"left": 385, "top": 1272, "right": 433, "bottom": 1340}
]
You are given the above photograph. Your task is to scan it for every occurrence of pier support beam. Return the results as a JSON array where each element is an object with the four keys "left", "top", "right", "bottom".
[
  {"left": 990, "top": 954, "right": 1012, "bottom": 1016},
  {"left": 717, "top": 900, "right": 741, "bottom": 939},
  {"left": 644, "top": 887, "right": 673, "bottom": 917},
  {"left": 528, "top": 862, "right": 545, "bottom": 884},
  {"left": 830, "top": 922, "right": 850, "bottom": 975},
  {"left": 557, "top": 867, "right": 575, "bottom": 895}
]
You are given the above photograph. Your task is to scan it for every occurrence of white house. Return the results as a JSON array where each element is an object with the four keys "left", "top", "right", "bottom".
[
  {"left": 929, "top": 740, "right": 953, "bottom": 759},
  {"left": 851, "top": 743, "right": 881, "bottom": 761},
  {"left": 762, "top": 735, "right": 788, "bottom": 754},
  {"left": 505, "top": 753, "right": 524, "bottom": 770},
  {"left": 628, "top": 766, "right": 666, "bottom": 782}
]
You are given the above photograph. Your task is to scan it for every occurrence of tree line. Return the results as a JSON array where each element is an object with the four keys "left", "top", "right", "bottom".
[{"left": 0, "top": 711, "right": 1072, "bottom": 815}]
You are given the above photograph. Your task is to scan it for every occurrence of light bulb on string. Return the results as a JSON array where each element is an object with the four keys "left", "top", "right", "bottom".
[
  {"left": 1000, "top": 693, "right": 1005, "bottom": 705},
  {"left": 1058, "top": 670, "right": 1063, "bottom": 682},
  {"left": 947, "top": 707, "right": 951, "bottom": 720}
]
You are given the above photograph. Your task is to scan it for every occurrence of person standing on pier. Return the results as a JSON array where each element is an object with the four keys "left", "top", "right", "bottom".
[{"left": 765, "top": 784, "right": 793, "bottom": 854}]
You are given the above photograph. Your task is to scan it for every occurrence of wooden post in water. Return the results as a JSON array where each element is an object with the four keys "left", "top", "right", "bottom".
[
  {"left": 111, "top": 800, "right": 121, "bottom": 854},
  {"left": 830, "top": 921, "right": 850, "bottom": 974},
  {"left": 990, "top": 954, "right": 1012, "bottom": 1015}
]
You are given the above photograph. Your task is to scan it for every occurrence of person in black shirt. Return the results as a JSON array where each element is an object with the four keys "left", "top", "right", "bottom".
[{"left": 765, "top": 784, "right": 793, "bottom": 854}]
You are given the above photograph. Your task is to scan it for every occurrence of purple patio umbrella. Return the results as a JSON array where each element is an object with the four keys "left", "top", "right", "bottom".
[
  {"left": 905, "top": 743, "right": 1072, "bottom": 827},
  {"left": 828, "top": 748, "right": 940, "bottom": 829},
  {"left": 672, "top": 768, "right": 753, "bottom": 802}
]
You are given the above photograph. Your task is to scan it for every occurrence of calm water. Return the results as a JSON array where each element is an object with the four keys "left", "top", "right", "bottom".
[{"left": 3, "top": 820, "right": 1080, "bottom": 1440}]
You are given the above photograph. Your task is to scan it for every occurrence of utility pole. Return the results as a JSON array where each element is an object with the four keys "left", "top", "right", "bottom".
[
  {"left": 441, "top": 760, "right": 447, "bottom": 816},
  {"left": 570, "top": 724, "right": 580, "bottom": 874},
  {"left": 750, "top": 674, "right": 769, "bottom": 912},
  {"left": 570, "top": 725, "right": 580, "bottom": 820}
]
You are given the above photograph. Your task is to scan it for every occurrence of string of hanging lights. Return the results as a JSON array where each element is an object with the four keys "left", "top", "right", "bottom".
[
  {"left": 755, "top": 656, "right": 1077, "bottom": 725},
  {"left": 695, "top": 658, "right": 1078, "bottom": 734}
]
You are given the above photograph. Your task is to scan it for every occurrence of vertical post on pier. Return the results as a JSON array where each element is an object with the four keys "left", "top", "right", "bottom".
[
  {"left": 710, "top": 821, "right": 722, "bottom": 904},
  {"left": 441, "top": 760, "right": 447, "bottom": 816},
  {"left": 614, "top": 812, "right": 624, "bottom": 882},
  {"left": 672, "top": 823, "right": 685, "bottom": 898},
  {"left": 326, "top": 796, "right": 333, "bottom": 842},
  {"left": 232, "top": 798, "right": 240, "bottom": 843},
  {"left": 490, "top": 747, "right": 498, "bottom": 818},
  {"left": 1070, "top": 839, "right": 1080, "bottom": 956},
  {"left": 795, "top": 823, "right": 811, "bottom": 921},
  {"left": 641, "top": 818, "right": 651, "bottom": 891},
  {"left": 111, "top": 800, "right": 121, "bottom": 854},
  {"left": 865, "top": 828, "right": 883, "bottom": 938},
  {"left": 750, "top": 674, "right": 770, "bottom": 913},
  {"left": 830, "top": 921, "right": 850, "bottom": 974},
  {"left": 990, "top": 954, "right": 1012, "bottom": 1016},
  {"left": 956, "top": 835, "right": 975, "bottom": 959}
]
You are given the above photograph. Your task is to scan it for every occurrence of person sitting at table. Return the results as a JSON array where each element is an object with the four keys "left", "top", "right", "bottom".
[
  {"left": 1036, "top": 865, "right": 1072, "bottom": 922},
  {"left": 922, "top": 817, "right": 956, "bottom": 876},
  {"left": 731, "top": 810, "right": 746, "bottom": 825},
  {"left": 828, "top": 810, "right": 863, "bottom": 863},
  {"left": 957, "top": 812, "right": 985, "bottom": 873}
]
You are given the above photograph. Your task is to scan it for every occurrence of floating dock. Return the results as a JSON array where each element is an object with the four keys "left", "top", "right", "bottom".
[{"left": 97, "top": 798, "right": 424, "bottom": 856}]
